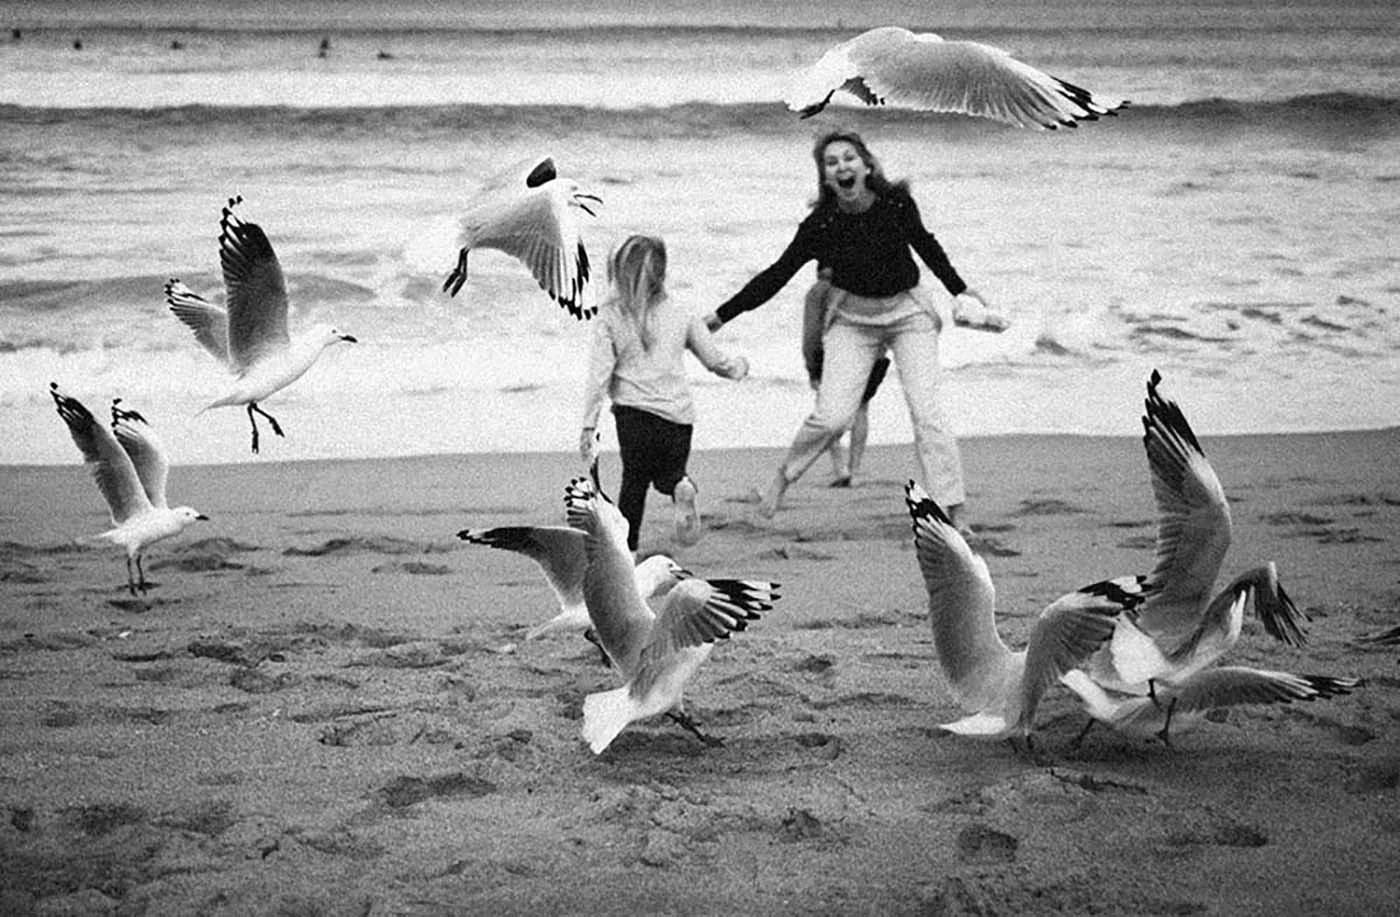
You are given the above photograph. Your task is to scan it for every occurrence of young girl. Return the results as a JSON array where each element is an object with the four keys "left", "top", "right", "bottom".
[{"left": 580, "top": 235, "right": 749, "bottom": 551}]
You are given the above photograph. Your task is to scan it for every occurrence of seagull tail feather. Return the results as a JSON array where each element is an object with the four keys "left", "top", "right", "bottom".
[{"left": 581, "top": 685, "right": 638, "bottom": 754}]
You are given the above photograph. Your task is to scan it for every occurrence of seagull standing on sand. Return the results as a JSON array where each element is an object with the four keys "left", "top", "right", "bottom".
[
  {"left": 786, "top": 26, "right": 1126, "bottom": 128},
  {"left": 1083, "top": 371, "right": 1310, "bottom": 694},
  {"left": 49, "top": 384, "right": 208, "bottom": 596},
  {"left": 562, "top": 477, "right": 779, "bottom": 753},
  {"left": 905, "top": 480, "right": 1143, "bottom": 747},
  {"left": 442, "top": 156, "right": 601, "bottom": 320},
  {"left": 456, "top": 524, "right": 687, "bottom": 641},
  {"left": 166, "top": 196, "right": 358, "bottom": 454}
]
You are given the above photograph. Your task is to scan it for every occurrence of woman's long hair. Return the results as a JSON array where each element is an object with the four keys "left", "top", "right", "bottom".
[
  {"left": 809, "top": 129, "right": 908, "bottom": 210},
  {"left": 605, "top": 234, "right": 668, "bottom": 351}
]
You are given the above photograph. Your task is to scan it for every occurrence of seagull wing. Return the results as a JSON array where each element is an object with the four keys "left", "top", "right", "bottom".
[
  {"left": 457, "top": 524, "right": 588, "bottom": 610},
  {"left": 165, "top": 279, "right": 232, "bottom": 367},
  {"left": 219, "top": 196, "right": 291, "bottom": 370},
  {"left": 472, "top": 180, "right": 594, "bottom": 320},
  {"left": 631, "top": 577, "right": 778, "bottom": 698},
  {"left": 1136, "top": 370, "right": 1233, "bottom": 635},
  {"left": 110, "top": 400, "right": 170, "bottom": 510},
  {"left": 1020, "top": 578, "right": 1144, "bottom": 728},
  {"left": 789, "top": 27, "right": 1125, "bottom": 128},
  {"left": 1233, "top": 563, "right": 1309, "bottom": 647},
  {"left": 1129, "top": 667, "right": 1361, "bottom": 727},
  {"left": 564, "top": 476, "right": 654, "bottom": 670},
  {"left": 50, "top": 385, "right": 151, "bottom": 525},
  {"left": 905, "top": 480, "right": 1014, "bottom": 711}
]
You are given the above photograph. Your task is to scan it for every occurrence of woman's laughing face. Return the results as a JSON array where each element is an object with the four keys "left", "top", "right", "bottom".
[{"left": 822, "top": 140, "right": 871, "bottom": 203}]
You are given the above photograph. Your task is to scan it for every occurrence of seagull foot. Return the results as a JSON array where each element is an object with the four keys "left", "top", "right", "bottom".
[{"left": 667, "top": 711, "right": 724, "bottom": 748}]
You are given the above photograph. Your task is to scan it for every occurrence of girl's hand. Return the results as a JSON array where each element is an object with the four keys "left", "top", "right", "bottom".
[
  {"left": 731, "top": 355, "right": 750, "bottom": 381},
  {"left": 579, "top": 427, "right": 598, "bottom": 463},
  {"left": 703, "top": 311, "right": 724, "bottom": 332}
]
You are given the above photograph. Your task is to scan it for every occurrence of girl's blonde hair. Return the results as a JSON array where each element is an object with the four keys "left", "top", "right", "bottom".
[{"left": 606, "top": 234, "right": 668, "bottom": 350}]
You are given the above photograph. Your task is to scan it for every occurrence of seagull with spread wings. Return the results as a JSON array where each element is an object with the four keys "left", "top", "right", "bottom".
[
  {"left": 905, "top": 480, "right": 1142, "bottom": 748},
  {"left": 786, "top": 26, "right": 1126, "bottom": 128},
  {"left": 562, "top": 476, "right": 779, "bottom": 753},
  {"left": 442, "top": 156, "right": 601, "bottom": 320},
  {"left": 50, "top": 384, "right": 208, "bottom": 596},
  {"left": 1083, "top": 371, "right": 1310, "bottom": 694},
  {"left": 457, "top": 524, "right": 687, "bottom": 641},
  {"left": 167, "top": 196, "right": 358, "bottom": 454}
]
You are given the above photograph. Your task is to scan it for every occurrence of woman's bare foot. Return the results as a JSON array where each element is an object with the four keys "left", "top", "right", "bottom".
[{"left": 758, "top": 468, "right": 788, "bottom": 519}]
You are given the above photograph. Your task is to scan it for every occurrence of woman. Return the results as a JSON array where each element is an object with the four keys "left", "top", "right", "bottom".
[
  {"left": 581, "top": 234, "right": 749, "bottom": 551},
  {"left": 705, "top": 130, "right": 1006, "bottom": 525}
]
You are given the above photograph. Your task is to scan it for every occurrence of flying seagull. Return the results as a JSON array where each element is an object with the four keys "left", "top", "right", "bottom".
[
  {"left": 167, "top": 196, "right": 358, "bottom": 454},
  {"left": 442, "top": 156, "right": 601, "bottom": 320},
  {"left": 786, "top": 26, "right": 1126, "bottom": 128}
]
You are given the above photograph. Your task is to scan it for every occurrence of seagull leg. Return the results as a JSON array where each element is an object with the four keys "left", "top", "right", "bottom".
[
  {"left": 125, "top": 556, "right": 139, "bottom": 597},
  {"left": 1070, "top": 718, "right": 1097, "bottom": 749},
  {"left": 581, "top": 628, "right": 612, "bottom": 667},
  {"left": 246, "top": 403, "right": 284, "bottom": 453},
  {"left": 246, "top": 404, "right": 261, "bottom": 454},
  {"left": 443, "top": 249, "right": 469, "bottom": 297},
  {"left": 666, "top": 710, "right": 724, "bottom": 748},
  {"left": 136, "top": 554, "right": 148, "bottom": 594},
  {"left": 1155, "top": 698, "right": 1179, "bottom": 748},
  {"left": 251, "top": 403, "right": 284, "bottom": 438}
]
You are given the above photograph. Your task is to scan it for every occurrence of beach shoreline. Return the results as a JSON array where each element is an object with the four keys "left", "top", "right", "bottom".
[{"left": 2, "top": 433, "right": 1397, "bottom": 915}]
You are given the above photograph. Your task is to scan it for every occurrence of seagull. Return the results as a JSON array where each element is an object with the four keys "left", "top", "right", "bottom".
[
  {"left": 905, "top": 481, "right": 1143, "bottom": 747},
  {"left": 562, "top": 476, "right": 779, "bottom": 753},
  {"left": 456, "top": 524, "right": 687, "bottom": 641},
  {"left": 49, "top": 384, "right": 208, "bottom": 596},
  {"left": 442, "top": 156, "right": 601, "bottom": 320},
  {"left": 1062, "top": 654, "right": 1361, "bottom": 747},
  {"left": 1084, "top": 371, "right": 1310, "bottom": 692},
  {"left": 785, "top": 26, "right": 1126, "bottom": 128},
  {"left": 167, "top": 195, "right": 358, "bottom": 454}
]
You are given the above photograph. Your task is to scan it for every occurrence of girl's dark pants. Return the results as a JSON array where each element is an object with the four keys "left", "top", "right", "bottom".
[{"left": 613, "top": 405, "right": 692, "bottom": 551}]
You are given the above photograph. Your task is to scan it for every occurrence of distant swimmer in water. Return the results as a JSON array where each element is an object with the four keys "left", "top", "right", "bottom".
[{"left": 318, "top": 36, "right": 330, "bottom": 58}]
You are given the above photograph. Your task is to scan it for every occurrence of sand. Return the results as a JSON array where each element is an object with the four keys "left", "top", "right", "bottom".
[{"left": 2, "top": 431, "right": 1398, "bottom": 916}]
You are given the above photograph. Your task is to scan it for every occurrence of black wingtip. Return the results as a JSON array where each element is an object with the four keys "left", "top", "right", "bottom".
[
  {"left": 1142, "top": 369, "right": 1204, "bottom": 455},
  {"left": 904, "top": 480, "right": 954, "bottom": 528},
  {"left": 525, "top": 157, "right": 557, "bottom": 188}
]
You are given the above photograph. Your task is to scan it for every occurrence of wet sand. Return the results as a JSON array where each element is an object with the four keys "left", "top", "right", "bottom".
[{"left": 2, "top": 431, "right": 1398, "bottom": 915}]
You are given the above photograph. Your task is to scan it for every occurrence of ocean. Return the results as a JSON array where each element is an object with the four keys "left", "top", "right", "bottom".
[{"left": 2, "top": 0, "right": 1397, "bottom": 466}]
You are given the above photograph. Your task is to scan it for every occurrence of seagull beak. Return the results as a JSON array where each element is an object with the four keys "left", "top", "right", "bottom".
[
  {"left": 196, "top": 514, "right": 210, "bottom": 521},
  {"left": 340, "top": 334, "right": 358, "bottom": 343},
  {"left": 574, "top": 193, "right": 602, "bottom": 217}
]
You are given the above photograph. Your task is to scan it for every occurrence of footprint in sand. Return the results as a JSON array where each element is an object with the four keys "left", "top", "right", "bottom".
[
  {"left": 956, "top": 823, "right": 1019, "bottom": 864},
  {"left": 376, "top": 773, "right": 498, "bottom": 809}
]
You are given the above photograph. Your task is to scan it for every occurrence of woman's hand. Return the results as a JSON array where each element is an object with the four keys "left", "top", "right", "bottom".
[{"left": 952, "top": 289, "right": 1009, "bottom": 333}]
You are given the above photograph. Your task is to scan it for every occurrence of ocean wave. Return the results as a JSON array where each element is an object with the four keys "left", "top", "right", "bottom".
[{"left": 5, "top": 93, "right": 1399, "bottom": 144}]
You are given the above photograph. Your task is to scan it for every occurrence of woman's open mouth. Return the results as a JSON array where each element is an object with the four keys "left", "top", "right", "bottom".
[{"left": 836, "top": 175, "right": 856, "bottom": 190}]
